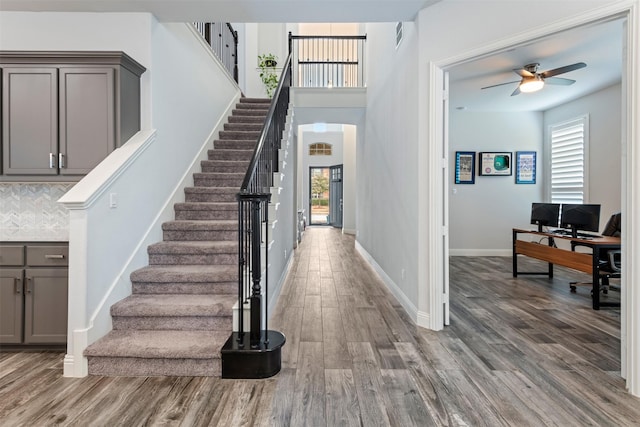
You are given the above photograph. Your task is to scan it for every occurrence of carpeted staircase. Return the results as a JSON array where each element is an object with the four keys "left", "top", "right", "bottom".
[{"left": 84, "top": 97, "right": 271, "bottom": 376}]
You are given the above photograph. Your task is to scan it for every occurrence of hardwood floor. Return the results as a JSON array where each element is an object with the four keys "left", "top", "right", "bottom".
[{"left": 1, "top": 226, "right": 639, "bottom": 426}]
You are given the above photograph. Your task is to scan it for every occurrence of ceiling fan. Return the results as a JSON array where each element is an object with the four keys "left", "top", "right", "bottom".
[{"left": 481, "top": 62, "right": 587, "bottom": 96}]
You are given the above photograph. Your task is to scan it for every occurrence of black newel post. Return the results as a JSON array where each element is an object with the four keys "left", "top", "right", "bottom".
[{"left": 249, "top": 197, "right": 263, "bottom": 347}]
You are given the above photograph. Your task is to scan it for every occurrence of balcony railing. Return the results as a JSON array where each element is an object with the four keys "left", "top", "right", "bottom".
[
  {"left": 289, "top": 33, "right": 367, "bottom": 88},
  {"left": 194, "top": 22, "right": 239, "bottom": 82}
]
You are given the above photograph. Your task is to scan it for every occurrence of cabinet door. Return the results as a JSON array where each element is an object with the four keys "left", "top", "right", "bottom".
[
  {"left": 24, "top": 268, "right": 68, "bottom": 344},
  {"left": 2, "top": 67, "right": 58, "bottom": 175},
  {"left": 59, "top": 68, "right": 115, "bottom": 175},
  {"left": 0, "top": 269, "right": 23, "bottom": 344}
]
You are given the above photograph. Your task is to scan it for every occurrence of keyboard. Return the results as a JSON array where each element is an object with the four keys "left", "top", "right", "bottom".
[{"left": 549, "top": 229, "right": 602, "bottom": 238}]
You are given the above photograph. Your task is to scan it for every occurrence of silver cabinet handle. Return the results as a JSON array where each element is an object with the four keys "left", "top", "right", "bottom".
[
  {"left": 49, "top": 152, "right": 57, "bottom": 168},
  {"left": 59, "top": 153, "right": 65, "bottom": 168},
  {"left": 25, "top": 277, "right": 32, "bottom": 293},
  {"left": 45, "top": 254, "right": 65, "bottom": 259},
  {"left": 15, "top": 278, "right": 22, "bottom": 294}
]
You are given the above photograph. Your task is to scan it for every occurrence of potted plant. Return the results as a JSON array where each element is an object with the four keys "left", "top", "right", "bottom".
[{"left": 258, "top": 54, "right": 279, "bottom": 97}]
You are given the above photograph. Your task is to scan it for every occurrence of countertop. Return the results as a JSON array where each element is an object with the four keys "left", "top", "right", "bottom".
[{"left": 0, "top": 228, "right": 69, "bottom": 242}]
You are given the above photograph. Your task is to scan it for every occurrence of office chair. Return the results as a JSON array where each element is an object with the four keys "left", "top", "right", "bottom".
[{"left": 569, "top": 212, "right": 621, "bottom": 294}]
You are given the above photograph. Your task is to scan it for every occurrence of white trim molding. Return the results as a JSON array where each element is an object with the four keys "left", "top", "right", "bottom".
[
  {"left": 622, "top": 0, "right": 640, "bottom": 397},
  {"left": 355, "top": 240, "right": 430, "bottom": 329}
]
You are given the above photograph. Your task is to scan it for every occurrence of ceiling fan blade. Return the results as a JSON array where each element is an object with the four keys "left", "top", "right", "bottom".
[
  {"left": 544, "top": 77, "right": 576, "bottom": 86},
  {"left": 481, "top": 80, "right": 521, "bottom": 90},
  {"left": 511, "top": 86, "right": 521, "bottom": 96},
  {"left": 513, "top": 68, "right": 535, "bottom": 78},
  {"left": 541, "top": 62, "right": 586, "bottom": 78}
]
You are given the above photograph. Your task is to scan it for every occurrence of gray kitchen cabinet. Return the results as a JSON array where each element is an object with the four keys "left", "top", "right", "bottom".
[
  {"left": 0, "top": 51, "right": 146, "bottom": 181},
  {"left": 24, "top": 268, "right": 68, "bottom": 344},
  {"left": 0, "top": 268, "right": 23, "bottom": 344},
  {"left": 0, "top": 242, "right": 68, "bottom": 346},
  {"left": 1, "top": 67, "right": 58, "bottom": 175}
]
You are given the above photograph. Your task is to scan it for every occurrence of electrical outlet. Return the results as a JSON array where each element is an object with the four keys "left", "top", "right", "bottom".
[{"left": 109, "top": 193, "right": 118, "bottom": 208}]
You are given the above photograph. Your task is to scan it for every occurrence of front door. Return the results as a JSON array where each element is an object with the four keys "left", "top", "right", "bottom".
[{"left": 330, "top": 165, "right": 343, "bottom": 228}]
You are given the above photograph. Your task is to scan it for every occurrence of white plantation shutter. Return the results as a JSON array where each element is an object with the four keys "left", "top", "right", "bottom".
[{"left": 550, "top": 116, "right": 588, "bottom": 204}]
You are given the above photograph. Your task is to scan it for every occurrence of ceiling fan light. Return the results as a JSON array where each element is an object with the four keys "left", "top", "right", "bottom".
[{"left": 520, "top": 76, "right": 545, "bottom": 93}]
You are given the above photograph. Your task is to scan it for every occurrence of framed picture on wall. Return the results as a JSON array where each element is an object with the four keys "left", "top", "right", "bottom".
[
  {"left": 479, "top": 152, "right": 512, "bottom": 176},
  {"left": 515, "top": 151, "right": 537, "bottom": 184},
  {"left": 454, "top": 151, "right": 476, "bottom": 184}
]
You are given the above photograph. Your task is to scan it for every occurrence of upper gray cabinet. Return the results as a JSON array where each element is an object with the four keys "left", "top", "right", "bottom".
[{"left": 1, "top": 51, "right": 146, "bottom": 181}]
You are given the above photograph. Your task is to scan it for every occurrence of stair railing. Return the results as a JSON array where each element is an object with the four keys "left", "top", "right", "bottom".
[
  {"left": 236, "top": 53, "right": 292, "bottom": 348},
  {"left": 193, "top": 22, "right": 239, "bottom": 82},
  {"left": 289, "top": 32, "right": 367, "bottom": 88}
]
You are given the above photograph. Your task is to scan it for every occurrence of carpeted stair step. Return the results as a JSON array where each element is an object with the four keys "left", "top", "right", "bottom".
[
  {"left": 194, "top": 172, "right": 244, "bottom": 187},
  {"left": 239, "top": 97, "right": 271, "bottom": 104},
  {"left": 110, "top": 294, "right": 236, "bottom": 331},
  {"left": 232, "top": 108, "right": 268, "bottom": 117},
  {"left": 213, "top": 139, "right": 257, "bottom": 151},
  {"left": 200, "top": 160, "right": 250, "bottom": 174},
  {"left": 208, "top": 148, "right": 253, "bottom": 161},
  {"left": 131, "top": 264, "right": 237, "bottom": 295},
  {"left": 219, "top": 130, "right": 261, "bottom": 140},
  {"left": 148, "top": 240, "right": 237, "bottom": 265},
  {"left": 184, "top": 187, "right": 238, "bottom": 203},
  {"left": 84, "top": 330, "right": 228, "bottom": 376},
  {"left": 174, "top": 202, "right": 237, "bottom": 221},
  {"left": 235, "top": 101, "right": 270, "bottom": 110},
  {"left": 162, "top": 220, "right": 237, "bottom": 241},
  {"left": 224, "top": 123, "right": 263, "bottom": 132},
  {"left": 228, "top": 115, "right": 266, "bottom": 124}
]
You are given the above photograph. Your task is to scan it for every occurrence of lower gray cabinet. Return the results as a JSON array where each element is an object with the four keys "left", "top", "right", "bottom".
[
  {"left": 0, "top": 268, "right": 23, "bottom": 343},
  {"left": 0, "top": 243, "right": 68, "bottom": 345},
  {"left": 24, "top": 268, "right": 68, "bottom": 344}
]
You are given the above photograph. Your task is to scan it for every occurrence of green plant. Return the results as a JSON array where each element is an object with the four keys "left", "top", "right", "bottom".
[{"left": 258, "top": 54, "right": 279, "bottom": 97}]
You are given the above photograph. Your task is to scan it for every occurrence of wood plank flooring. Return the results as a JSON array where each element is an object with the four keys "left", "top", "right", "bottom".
[{"left": 1, "top": 226, "right": 639, "bottom": 426}]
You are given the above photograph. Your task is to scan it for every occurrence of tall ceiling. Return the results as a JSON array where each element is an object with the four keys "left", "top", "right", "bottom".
[
  {"left": 448, "top": 18, "right": 624, "bottom": 112},
  {"left": 0, "top": 0, "right": 440, "bottom": 22},
  {"left": 1, "top": 0, "right": 624, "bottom": 112}
]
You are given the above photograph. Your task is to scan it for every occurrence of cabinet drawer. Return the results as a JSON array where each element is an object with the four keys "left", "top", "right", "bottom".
[
  {"left": 0, "top": 246, "right": 24, "bottom": 266},
  {"left": 26, "top": 245, "right": 69, "bottom": 267}
]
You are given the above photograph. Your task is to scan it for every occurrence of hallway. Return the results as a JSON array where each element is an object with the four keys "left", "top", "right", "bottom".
[{"left": 1, "top": 227, "right": 639, "bottom": 425}]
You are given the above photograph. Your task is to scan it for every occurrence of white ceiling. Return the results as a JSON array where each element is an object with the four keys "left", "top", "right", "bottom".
[
  {"left": 1, "top": 0, "right": 623, "bottom": 113},
  {"left": 448, "top": 18, "right": 624, "bottom": 112},
  {"left": 0, "top": 0, "right": 440, "bottom": 22}
]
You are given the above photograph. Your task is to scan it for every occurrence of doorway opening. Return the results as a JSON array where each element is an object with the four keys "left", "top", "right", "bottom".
[{"left": 309, "top": 165, "right": 343, "bottom": 227}]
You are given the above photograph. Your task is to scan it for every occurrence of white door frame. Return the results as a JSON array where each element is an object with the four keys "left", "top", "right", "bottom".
[{"left": 426, "top": 2, "right": 640, "bottom": 395}]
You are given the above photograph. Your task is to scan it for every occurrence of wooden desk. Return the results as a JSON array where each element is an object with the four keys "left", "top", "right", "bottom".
[{"left": 512, "top": 228, "right": 621, "bottom": 310}]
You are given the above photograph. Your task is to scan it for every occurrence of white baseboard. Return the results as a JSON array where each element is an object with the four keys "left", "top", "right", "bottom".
[
  {"left": 268, "top": 251, "right": 294, "bottom": 317},
  {"left": 354, "top": 240, "right": 421, "bottom": 326}
]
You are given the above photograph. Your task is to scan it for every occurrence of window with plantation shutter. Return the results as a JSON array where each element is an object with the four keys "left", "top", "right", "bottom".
[{"left": 549, "top": 116, "right": 589, "bottom": 204}]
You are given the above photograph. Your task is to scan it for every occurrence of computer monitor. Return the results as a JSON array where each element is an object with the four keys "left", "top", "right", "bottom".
[
  {"left": 560, "top": 204, "right": 601, "bottom": 238},
  {"left": 530, "top": 203, "right": 560, "bottom": 232}
]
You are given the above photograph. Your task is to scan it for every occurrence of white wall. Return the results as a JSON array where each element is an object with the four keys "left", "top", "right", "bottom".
[
  {"left": 267, "top": 111, "right": 296, "bottom": 313},
  {"left": 359, "top": 20, "right": 420, "bottom": 308},
  {"left": 0, "top": 12, "right": 153, "bottom": 129},
  {"left": 544, "top": 84, "right": 622, "bottom": 226},
  {"left": 240, "top": 23, "right": 288, "bottom": 98},
  {"left": 449, "top": 111, "right": 544, "bottom": 255},
  {"left": 343, "top": 125, "right": 357, "bottom": 234}
]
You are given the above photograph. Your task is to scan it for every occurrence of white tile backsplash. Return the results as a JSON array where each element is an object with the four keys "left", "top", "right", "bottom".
[{"left": 0, "top": 183, "right": 74, "bottom": 241}]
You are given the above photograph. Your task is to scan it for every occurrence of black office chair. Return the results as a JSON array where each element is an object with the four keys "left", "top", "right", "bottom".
[{"left": 569, "top": 212, "right": 621, "bottom": 294}]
